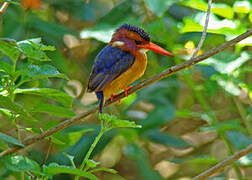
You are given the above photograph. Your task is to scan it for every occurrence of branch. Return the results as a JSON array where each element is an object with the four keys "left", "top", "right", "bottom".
[
  {"left": 191, "top": 0, "right": 212, "bottom": 58},
  {"left": 192, "top": 144, "right": 252, "bottom": 180},
  {"left": 0, "top": 2, "right": 9, "bottom": 17},
  {"left": 0, "top": 29, "right": 251, "bottom": 157}
]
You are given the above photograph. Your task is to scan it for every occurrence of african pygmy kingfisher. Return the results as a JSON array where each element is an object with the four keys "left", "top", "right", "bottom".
[{"left": 87, "top": 24, "right": 173, "bottom": 113}]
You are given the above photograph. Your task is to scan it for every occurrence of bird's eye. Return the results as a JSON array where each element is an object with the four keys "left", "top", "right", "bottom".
[{"left": 135, "top": 40, "right": 142, "bottom": 45}]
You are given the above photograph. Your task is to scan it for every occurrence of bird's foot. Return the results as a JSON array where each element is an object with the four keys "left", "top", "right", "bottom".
[
  {"left": 123, "top": 86, "right": 133, "bottom": 97},
  {"left": 110, "top": 94, "right": 115, "bottom": 102},
  {"left": 110, "top": 94, "right": 122, "bottom": 104}
]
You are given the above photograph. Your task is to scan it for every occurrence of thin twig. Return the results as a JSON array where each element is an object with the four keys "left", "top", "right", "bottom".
[
  {"left": 0, "top": 29, "right": 251, "bottom": 157},
  {"left": 0, "top": 2, "right": 9, "bottom": 17},
  {"left": 192, "top": 144, "right": 252, "bottom": 180},
  {"left": 191, "top": 0, "right": 212, "bottom": 58},
  {"left": 40, "top": 137, "right": 52, "bottom": 167}
]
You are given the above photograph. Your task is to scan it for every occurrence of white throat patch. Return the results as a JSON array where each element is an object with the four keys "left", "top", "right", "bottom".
[{"left": 112, "top": 41, "right": 125, "bottom": 47}]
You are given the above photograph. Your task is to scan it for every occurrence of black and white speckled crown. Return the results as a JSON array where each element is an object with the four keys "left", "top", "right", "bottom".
[{"left": 116, "top": 24, "right": 150, "bottom": 42}]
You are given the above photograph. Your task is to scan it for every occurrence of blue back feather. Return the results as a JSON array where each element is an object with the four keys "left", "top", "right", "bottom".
[{"left": 88, "top": 45, "right": 135, "bottom": 92}]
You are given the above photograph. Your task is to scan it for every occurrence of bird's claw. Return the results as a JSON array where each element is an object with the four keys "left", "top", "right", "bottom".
[{"left": 123, "top": 86, "right": 133, "bottom": 97}]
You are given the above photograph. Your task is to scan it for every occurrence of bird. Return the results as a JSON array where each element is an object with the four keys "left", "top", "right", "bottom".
[{"left": 87, "top": 24, "right": 173, "bottom": 113}]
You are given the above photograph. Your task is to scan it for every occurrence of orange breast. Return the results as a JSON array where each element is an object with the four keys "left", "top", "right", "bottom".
[{"left": 103, "top": 52, "right": 147, "bottom": 100}]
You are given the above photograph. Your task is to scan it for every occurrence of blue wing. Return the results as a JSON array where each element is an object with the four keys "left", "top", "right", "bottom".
[{"left": 87, "top": 45, "right": 135, "bottom": 92}]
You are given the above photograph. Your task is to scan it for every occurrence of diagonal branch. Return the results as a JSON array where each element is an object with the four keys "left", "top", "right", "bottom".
[
  {"left": 192, "top": 144, "right": 252, "bottom": 180},
  {"left": 0, "top": 29, "right": 251, "bottom": 157}
]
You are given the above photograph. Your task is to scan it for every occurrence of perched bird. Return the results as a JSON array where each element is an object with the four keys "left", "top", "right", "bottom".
[{"left": 87, "top": 24, "right": 173, "bottom": 113}]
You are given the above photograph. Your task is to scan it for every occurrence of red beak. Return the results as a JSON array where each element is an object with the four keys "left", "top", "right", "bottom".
[{"left": 138, "top": 42, "right": 173, "bottom": 57}]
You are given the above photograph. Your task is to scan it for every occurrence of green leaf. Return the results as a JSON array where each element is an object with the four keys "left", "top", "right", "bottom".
[
  {"left": 144, "top": 0, "right": 176, "bottom": 17},
  {"left": 0, "top": 38, "right": 20, "bottom": 63},
  {"left": 30, "top": 103, "right": 75, "bottom": 118},
  {"left": 18, "top": 43, "right": 51, "bottom": 61},
  {"left": 226, "top": 131, "right": 251, "bottom": 150},
  {"left": 144, "top": 129, "right": 190, "bottom": 149},
  {"left": 200, "top": 120, "right": 245, "bottom": 133},
  {"left": 0, "top": 132, "right": 24, "bottom": 147},
  {"left": 124, "top": 144, "right": 164, "bottom": 180},
  {"left": 0, "top": 108, "right": 14, "bottom": 119},
  {"left": 0, "top": 95, "right": 34, "bottom": 120},
  {"left": 2, "top": 155, "right": 40, "bottom": 173},
  {"left": 111, "top": 119, "right": 142, "bottom": 129},
  {"left": 18, "top": 64, "right": 67, "bottom": 85},
  {"left": 14, "top": 88, "right": 73, "bottom": 108},
  {"left": 43, "top": 163, "right": 99, "bottom": 180},
  {"left": 63, "top": 153, "right": 76, "bottom": 168},
  {"left": 0, "top": 61, "right": 13, "bottom": 75},
  {"left": 17, "top": 38, "right": 55, "bottom": 51},
  {"left": 141, "top": 104, "right": 175, "bottom": 130},
  {"left": 99, "top": 113, "right": 142, "bottom": 129}
]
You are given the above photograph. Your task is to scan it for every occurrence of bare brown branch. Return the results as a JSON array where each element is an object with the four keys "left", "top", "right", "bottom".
[
  {"left": 192, "top": 144, "right": 252, "bottom": 180},
  {"left": 0, "top": 29, "right": 251, "bottom": 157}
]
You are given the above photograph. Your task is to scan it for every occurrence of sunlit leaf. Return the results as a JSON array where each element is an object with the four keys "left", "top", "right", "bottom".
[
  {"left": 14, "top": 88, "right": 73, "bottom": 108},
  {"left": 181, "top": 0, "right": 234, "bottom": 19},
  {"left": 233, "top": 1, "right": 251, "bottom": 14},
  {"left": 237, "top": 153, "right": 252, "bottom": 167},
  {"left": 181, "top": 13, "right": 243, "bottom": 36},
  {"left": 0, "top": 132, "right": 24, "bottom": 147},
  {"left": 212, "top": 74, "right": 241, "bottom": 96},
  {"left": 202, "top": 51, "right": 250, "bottom": 74}
]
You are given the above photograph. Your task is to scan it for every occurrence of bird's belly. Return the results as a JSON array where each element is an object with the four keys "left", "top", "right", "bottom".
[{"left": 103, "top": 53, "right": 147, "bottom": 99}]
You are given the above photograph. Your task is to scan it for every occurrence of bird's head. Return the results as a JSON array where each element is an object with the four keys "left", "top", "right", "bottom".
[{"left": 110, "top": 24, "right": 173, "bottom": 57}]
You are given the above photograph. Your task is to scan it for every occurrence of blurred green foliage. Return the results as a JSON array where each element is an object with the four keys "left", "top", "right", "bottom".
[{"left": 0, "top": 0, "right": 251, "bottom": 179}]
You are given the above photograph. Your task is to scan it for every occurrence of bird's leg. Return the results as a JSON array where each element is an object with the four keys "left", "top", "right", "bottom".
[
  {"left": 123, "top": 85, "right": 133, "bottom": 97},
  {"left": 110, "top": 94, "right": 115, "bottom": 102}
]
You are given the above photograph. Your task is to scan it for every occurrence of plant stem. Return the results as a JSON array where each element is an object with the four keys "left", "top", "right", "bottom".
[{"left": 75, "top": 119, "right": 106, "bottom": 180}]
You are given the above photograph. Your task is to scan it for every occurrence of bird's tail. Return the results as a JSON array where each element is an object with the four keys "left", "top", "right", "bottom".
[{"left": 95, "top": 91, "right": 104, "bottom": 113}]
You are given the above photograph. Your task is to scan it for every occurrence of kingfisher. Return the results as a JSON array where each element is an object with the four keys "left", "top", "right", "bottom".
[{"left": 87, "top": 24, "right": 173, "bottom": 113}]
